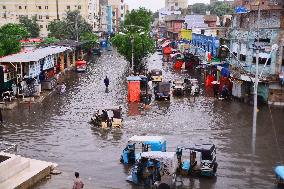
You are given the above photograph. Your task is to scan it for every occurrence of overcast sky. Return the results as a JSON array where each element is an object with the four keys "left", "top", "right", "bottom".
[{"left": 124, "top": 0, "right": 210, "bottom": 12}]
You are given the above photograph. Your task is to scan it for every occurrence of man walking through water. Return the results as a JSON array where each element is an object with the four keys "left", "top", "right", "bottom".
[
  {"left": 104, "top": 76, "right": 110, "bottom": 89},
  {"left": 72, "top": 172, "right": 84, "bottom": 189}
]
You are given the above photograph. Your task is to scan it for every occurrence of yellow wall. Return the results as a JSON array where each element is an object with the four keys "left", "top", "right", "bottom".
[
  {"left": 0, "top": 0, "right": 98, "bottom": 37},
  {"left": 180, "top": 29, "right": 192, "bottom": 40}
]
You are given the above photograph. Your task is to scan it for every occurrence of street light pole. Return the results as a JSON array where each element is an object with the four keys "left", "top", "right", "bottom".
[
  {"left": 131, "top": 37, "right": 134, "bottom": 74},
  {"left": 252, "top": 3, "right": 261, "bottom": 156}
]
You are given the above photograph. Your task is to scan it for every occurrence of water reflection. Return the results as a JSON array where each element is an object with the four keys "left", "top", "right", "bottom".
[{"left": 0, "top": 51, "right": 283, "bottom": 189}]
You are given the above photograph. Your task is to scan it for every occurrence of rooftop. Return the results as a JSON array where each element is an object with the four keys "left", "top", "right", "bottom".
[{"left": 0, "top": 46, "right": 71, "bottom": 63}]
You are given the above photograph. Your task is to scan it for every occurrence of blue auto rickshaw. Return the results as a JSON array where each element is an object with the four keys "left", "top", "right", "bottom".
[{"left": 120, "top": 136, "right": 167, "bottom": 164}]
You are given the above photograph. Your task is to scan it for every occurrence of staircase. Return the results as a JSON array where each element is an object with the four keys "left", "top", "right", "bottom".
[{"left": 0, "top": 152, "right": 57, "bottom": 189}]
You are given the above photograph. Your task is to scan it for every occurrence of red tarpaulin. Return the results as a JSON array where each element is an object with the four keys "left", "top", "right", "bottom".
[
  {"left": 205, "top": 75, "right": 215, "bottom": 88},
  {"left": 163, "top": 46, "right": 172, "bottom": 55},
  {"left": 128, "top": 81, "right": 140, "bottom": 102},
  {"left": 174, "top": 60, "right": 184, "bottom": 69}
]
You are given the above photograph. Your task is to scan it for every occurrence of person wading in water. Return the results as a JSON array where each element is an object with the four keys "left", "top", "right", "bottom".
[
  {"left": 72, "top": 172, "right": 84, "bottom": 189},
  {"left": 104, "top": 76, "right": 110, "bottom": 92}
]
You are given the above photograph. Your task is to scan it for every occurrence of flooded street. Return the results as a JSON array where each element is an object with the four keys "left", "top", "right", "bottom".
[{"left": 1, "top": 50, "right": 284, "bottom": 189}]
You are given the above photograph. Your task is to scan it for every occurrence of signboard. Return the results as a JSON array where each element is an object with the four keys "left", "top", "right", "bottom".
[{"left": 235, "top": 6, "right": 249, "bottom": 14}]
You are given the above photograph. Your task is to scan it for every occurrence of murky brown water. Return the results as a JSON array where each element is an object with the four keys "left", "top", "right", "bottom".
[{"left": 0, "top": 50, "right": 283, "bottom": 189}]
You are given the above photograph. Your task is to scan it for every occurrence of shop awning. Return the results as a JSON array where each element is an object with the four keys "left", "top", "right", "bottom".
[{"left": 0, "top": 46, "right": 71, "bottom": 63}]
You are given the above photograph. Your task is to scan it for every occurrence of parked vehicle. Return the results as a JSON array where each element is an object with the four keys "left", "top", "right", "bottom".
[
  {"left": 139, "top": 75, "right": 152, "bottom": 104},
  {"left": 176, "top": 144, "right": 218, "bottom": 177},
  {"left": 154, "top": 81, "right": 171, "bottom": 100},
  {"left": 76, "top": 60, "right": 87, "bottom": 72},
  {"left": 172, "top": 79, "right": 185, "bottom": 96},
  {"left": 120, "top": 136, "right": 167, "bottom": 164},
  {"left": 127, "top": 151, "right": 177, "bottom": 188},
  {"left": 90, "top": 106, "right": 122, "bottom": 129},
  {"left": 188, "top": 79, "right": 200, "bottom": 96},
  {"left": 275, "top": 165, "right": 284, "bottom": 187},
  {"left": 150, "top": 69, "right": 163, "bottom": 83}
]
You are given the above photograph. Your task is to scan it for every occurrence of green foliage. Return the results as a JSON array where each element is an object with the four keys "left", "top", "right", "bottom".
[
  {"left": 208, "top": 2, "right": 234, "bottom": 17},
  {"left": 0, "top": 23, "right": 29, "bottom": 56},
  {"left": 42, "top": 37, "right": 60, "bottom": 44},
  {"left": 48, "top": 10, "right": 92, "bottom": 40},
  {"left": 0, "top": 23, "right": 29, "bottom": 40},
  {"left": 48, "top": 20, "right": 67, "bottom": 39},
  {"left": 112, "top": 8, "right": 155, "bottom": 72},
  {"left": 191, "top": 3, "right": 208, "bottom": 14},
  {"left": 80, "top": 32, "right": 99, "bottom": 50},
  {"left": 124, "top": 7, "right": 153, "bottom": 32},
  {"left": 19, "top": 16, "right": 40, "bottom": 38}
]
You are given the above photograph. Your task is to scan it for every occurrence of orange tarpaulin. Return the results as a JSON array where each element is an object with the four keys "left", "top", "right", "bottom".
[{"left": 128, "top": 81, "right": 140, "bottom": 102}]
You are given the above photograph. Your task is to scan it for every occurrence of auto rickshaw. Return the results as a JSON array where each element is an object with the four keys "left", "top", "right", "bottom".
[
  {"left": 76, "top": 60, "right": 87, "bottom": 72},
  {"left": 154, "top": 81, "right": 171, "bottom": 100},
  {"left": 120, "top": 135, "right": 167, "bottom": 164},
  {"left": 90, "top": 106, "right": 122, "bottom": 129},
  {"left": 188, "top": 78, "right": 200, "bottom": 96},
  {"left": 127, "top": 151, "right": 177, "bottom": 188},
  {"left": 275, "top": 165, "right": 284, "bottom": 187},
  {"left": 150, "top": 69, "right": 163, "bottom": 83},
  {"left": 172, "top": 79, "right": 186, "bottom": 96},
  {"left": 139, "top": 75, "right": 152, "bottom": 104},
  {"left": 176, "top": 144, "right": 218, "bottom": 177}
]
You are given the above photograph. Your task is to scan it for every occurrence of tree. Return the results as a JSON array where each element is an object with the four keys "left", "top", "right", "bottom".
[
  {"left": 191, "top": 3, "right": 208, "bottom": 14},
  {"left": 0, "top": 23, "right": 29, "bottom": 56},
  {"left": 124, "top": 7, "right": 153, "bottom": 32},
  {"left": 48, "top": 20, "right": 68, "bottom": 39},
  {"left": 19, "top": 16, "right": 40, "bottom": 38},
  {"left": 209, "top": 2, "right": 234, "bottom": 17},
  {"left": 80, "top": 32, "right": 99, "bottom": 50},
  {"left": 48, "top": 10, "right": 92, "bottom": 40},
  {"left": 0, "top": 23, "right": 29, "bottom": 40},
  {"left": 112, "top": 8, "right": 155, "bottom": 73},
  {"left": 41, "top": 37, "right": 60, "bottom": 45}
]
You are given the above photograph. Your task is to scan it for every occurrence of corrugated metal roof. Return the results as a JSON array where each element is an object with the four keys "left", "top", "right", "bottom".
[{"left": 0, "top": 46, "right": 71, "bottom": 63}]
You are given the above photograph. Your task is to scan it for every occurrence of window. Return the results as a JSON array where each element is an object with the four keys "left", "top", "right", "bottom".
[
  {"left": 19, "top": 6, "right": 22, "bottom": 9},
  {"left": 25, "top": 6, "right": 27, "bottom": 9},
  {"left": 3, "top": 6, "right": 6, "bottom": 9},
  {"left": 40, "top": 25, "right": 43, "bottom": 28},
  {"left": 38, "top": 6, "right": 42, "bottom": 9},
  {"left": 78, "top": 5, "right": 81, "bottom": 9},
  {"left": 112, "top": 11, "right": 115, "bottom": 16},
  {"left": 121, "top": 14, "right": 123, "bottom": 17},
  {"left": 175, "top": 3, "right": 178, "bottom": 6},
  {"left": 67, "top": 5, "right": 70, "bottom": 9},
  {"left": 39, "top": 15, "right": 42, "bottom": 19},
  {"left": 45, "top": 6, "right": 48, "bottom": 9},
  {"left": 121, "top": 5, "right": 124, "bottom": 10},
  {"left": 46, "top": 15, "right": 49, "bottom": 19},
  {"left": 46, "top": 25, "right": 48, "bottom": 28}
]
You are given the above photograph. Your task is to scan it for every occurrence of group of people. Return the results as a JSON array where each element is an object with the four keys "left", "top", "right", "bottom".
[{"left": 213, "top": 83, "right": 230, "bottom": 99}]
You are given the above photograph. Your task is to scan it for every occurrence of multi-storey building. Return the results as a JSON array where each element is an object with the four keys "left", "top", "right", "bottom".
[
  {"left": 229, "top": 0, "right": 284, "bottom": 105},
  {"left": 107, "top": 0, "right": 127, "bottom": 32},
  {"left": 0, "top": 0, "right": 100, "bottom": 37},
  {"left": 165, "top": 0, "right": 188, "bottom": 10}
]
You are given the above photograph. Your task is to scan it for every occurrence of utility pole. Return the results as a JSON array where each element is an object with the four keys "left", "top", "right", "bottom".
[
  {"left": 131, "top": 37, "right": 134, "bottom": 74},
  {"left": 75, "top": 14, "right": 79, "bottom": 41},
  {"left": 252, "top": 3, "right": 261, "bottom": 156},
  {"left": 56, "top": 0, "right": 59, "bottom": 20}
]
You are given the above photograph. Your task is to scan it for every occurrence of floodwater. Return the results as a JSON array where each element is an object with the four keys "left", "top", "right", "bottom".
[{"left": 0, "top": 50, "right": 283, "bottom": 189}]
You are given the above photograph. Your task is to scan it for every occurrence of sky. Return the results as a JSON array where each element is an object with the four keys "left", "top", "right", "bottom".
[{"left": 124, "top": 0, "right": 210, "bottom": 12}]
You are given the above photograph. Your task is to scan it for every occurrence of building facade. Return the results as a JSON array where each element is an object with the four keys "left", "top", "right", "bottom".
[
  {"left": 165, "top": 0, "right": 188, "bottom": 10},
  {"left": 229, "top": 0, "right": 284, "bottom": 105},
  {"left": 107, "top": 0, "right": 127, "bottom": 32},
  {"left": 0, "top": 0, "right": 100, "bottom": 37}
]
